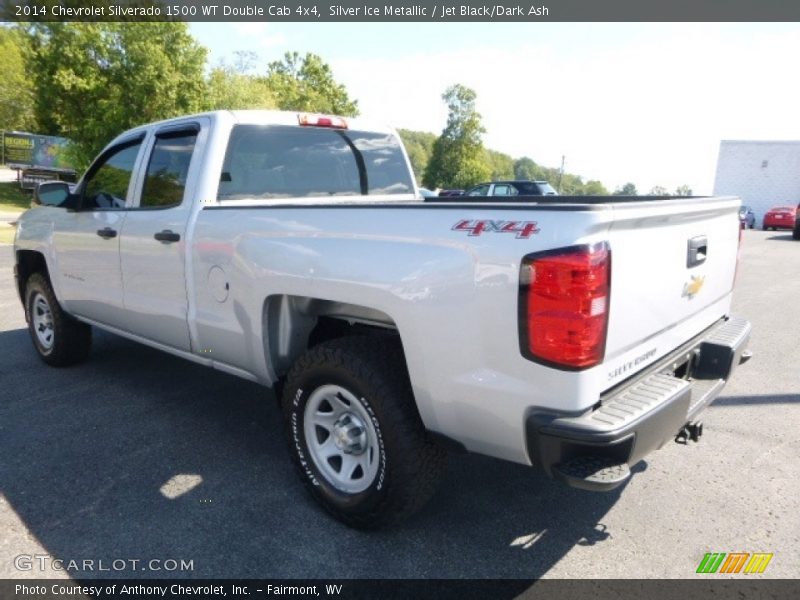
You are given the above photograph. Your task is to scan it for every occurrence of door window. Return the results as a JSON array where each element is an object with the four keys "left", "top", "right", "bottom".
[
  {"left": 82, "top": 140, "right": 143, "bottom": 209},
  {"left": 493, "top": 184, "right": 516, "bottom": 196},
  {"left": 141, "top": 130, "right": 198, "bottom": 208},
  {"left": 467, "top": 185, "right": 490, "bottom": 196}
]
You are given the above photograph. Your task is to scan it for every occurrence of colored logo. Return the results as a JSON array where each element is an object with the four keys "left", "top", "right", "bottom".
[
  {"left": 696, "top": 552, "right": 773, "bottom": 574},
  {"left": 682, "top": 275, "right": 705, "bottom": 299},
  {"left": 452, "top": 219, "right": 540, "bottom": 238}
]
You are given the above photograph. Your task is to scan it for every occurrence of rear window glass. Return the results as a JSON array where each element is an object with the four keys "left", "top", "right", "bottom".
[
  {"left": 217, "top": 125, "right": 414, "bottom": 200},
  {"left": 536, "top": 182, "right": 558, "bottom": 195}
]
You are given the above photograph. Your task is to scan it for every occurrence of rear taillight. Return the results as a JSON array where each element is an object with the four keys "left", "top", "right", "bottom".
[{"left": 519, "top": 243, "right": 610, "bottom": 370}]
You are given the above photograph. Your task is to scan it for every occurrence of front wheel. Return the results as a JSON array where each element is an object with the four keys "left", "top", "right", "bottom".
[
  {"left": 281, "top": 336, "right": 446, "bottom": 528},
  {"left": 25, "top": 273, "right": 92, "bottom": 366}
]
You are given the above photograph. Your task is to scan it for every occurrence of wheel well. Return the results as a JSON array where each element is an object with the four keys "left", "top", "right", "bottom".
[
  {"left": 15, "top": 250, "right": 49, "bottom": 304},
  {"left": 263, "top": 295, "right": 400, "bottom": 379}
]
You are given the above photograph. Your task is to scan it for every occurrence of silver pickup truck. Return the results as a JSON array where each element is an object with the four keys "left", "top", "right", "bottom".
[{"left": 14, "top": 111, "right": 751, "bottom": 527}]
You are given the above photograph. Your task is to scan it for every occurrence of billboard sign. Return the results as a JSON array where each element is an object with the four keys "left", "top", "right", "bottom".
[{"left": 1, "top": 131, "right": 76, "bottom": 173}]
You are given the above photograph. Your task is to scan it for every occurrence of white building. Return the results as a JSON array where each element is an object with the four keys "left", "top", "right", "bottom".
[{"left": 713, "top": 140, "right": 800, "bottom": 226}]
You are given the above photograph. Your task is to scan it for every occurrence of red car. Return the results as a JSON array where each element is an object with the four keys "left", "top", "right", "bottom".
[{"left": 762, "top": 206, "right": 796, "bottom": 230}]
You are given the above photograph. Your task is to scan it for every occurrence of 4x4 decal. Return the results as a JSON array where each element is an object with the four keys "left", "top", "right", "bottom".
[{"left": 452, "top": 219, "right": 540, "bottom": 238}]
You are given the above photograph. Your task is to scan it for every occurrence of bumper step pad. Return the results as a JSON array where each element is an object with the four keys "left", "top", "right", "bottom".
[
  {"left": 552, "top": 456, "right": 631, "bottom": 492},
  {"left": 528, "top": 316, "right": 752, "bottom": 494}
]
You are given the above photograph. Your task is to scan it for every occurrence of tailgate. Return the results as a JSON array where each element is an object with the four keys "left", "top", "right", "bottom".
[{"left": 602, "top": 197, "right": 741, "bottom": 389}]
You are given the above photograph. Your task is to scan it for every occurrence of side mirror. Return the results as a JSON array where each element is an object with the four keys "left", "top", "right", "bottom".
[{"left": 33, "top": 181, "right": 71, "bottom": 208}]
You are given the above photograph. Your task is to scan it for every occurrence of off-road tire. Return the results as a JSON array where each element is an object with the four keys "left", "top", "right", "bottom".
[
  {"left": 281, "top": 335, "right": 446, "bottom": 529},
  {"left": 25, "top": 273, "right": 92, "bottom": 366}
]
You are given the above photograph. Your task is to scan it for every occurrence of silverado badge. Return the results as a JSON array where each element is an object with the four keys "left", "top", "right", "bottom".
[{"left": 683, "top": 275, "right": 705, "bottom": 299}]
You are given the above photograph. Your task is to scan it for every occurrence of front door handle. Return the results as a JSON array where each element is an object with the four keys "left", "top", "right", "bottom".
[
  {"left": 96, "top": 227, "right": 117, "bottom": 239},
  {"left": 154, "top": 230, "right": 181, "bottom": 243}
]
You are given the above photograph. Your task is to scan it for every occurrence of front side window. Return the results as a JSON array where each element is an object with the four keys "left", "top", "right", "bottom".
[
  {"left": 217, "top": 125, "right": 414, "bottom": 200},
  {"left": 141, "top": 131, "right": 198, "bottom": 208},
  {"left": 82, "top": 141, "right": 143, "bottom": 209}
]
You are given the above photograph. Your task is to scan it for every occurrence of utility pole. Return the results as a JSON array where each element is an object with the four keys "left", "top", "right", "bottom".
[{"left": 557, "top": 155, "right": 565, "bottom": 193}]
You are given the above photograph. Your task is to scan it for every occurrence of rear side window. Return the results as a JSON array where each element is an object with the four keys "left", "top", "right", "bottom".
[
  {"left": 492, "top": 184, "right": 517, "bottom": 196},
  {"left": 217, "top": 125, "right": 414, "bottom": 200},
  {"left": 141, "top": 130, "right": 198, "bottom": 208}
]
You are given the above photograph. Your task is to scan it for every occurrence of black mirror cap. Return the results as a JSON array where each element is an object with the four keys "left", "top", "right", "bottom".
[{"left": 33, "top": 181, "right": 72, "bottom": 208}]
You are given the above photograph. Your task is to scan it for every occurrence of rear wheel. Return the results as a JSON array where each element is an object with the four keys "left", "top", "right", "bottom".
[
  {"left": 25, "top": 273, "right": 91, "bottom": 366},
  {"left": 281, "top": 335, "right": 446, "bottom": 528},
  {"left": 793, "top": 224, "right": 800, "bottom": 240}
]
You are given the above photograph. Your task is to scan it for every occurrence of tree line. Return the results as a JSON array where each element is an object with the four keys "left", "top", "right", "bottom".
[
  {"left": 403, "top": 84, "right": 692, "bottom": 196},
  {"left": 0, "top": 23, "right": 358, "bottom": 168},
  {"left": 0, "top": 23, "right": 691, "bottom": 195}
]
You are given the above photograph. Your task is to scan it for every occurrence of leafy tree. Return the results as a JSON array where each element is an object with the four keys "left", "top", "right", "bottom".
[
  {"left": 265, "top": 52, "right": 358, "bottom": 116},
  {"left": 582, "top": 180, "right": 609, "bottom": 195},
  {"left": 398, "top": 129, "right": 437, "bottom": 185},
  {"left": 675, "top": 184, "right": 693, "bottom": 196},
  {"left": 614, "top": 182, "right": 638, "bottom": 196},
  {"left": 423, "top": 84, "right": 490, "bottom": 189},
  {"left": 649, "top": 185, "right": 669, "bottom": 195},
  {"left": 206, "top": 52, "right": 275, "bottom": 111},
  {"left": 511, "top": 155, "right": 609, "bottom": 195},
  {"left": 513, "top": 157, "right": 544, "bottom": 181},
  {"left": 486, "top": 149, "right": 514, "bottom": 181},
  {"left": 0, "top": 26, "right": 37, "bottom": 132},
  {"left": 25, "top": 23, "right": 208, "bottom": 168}
]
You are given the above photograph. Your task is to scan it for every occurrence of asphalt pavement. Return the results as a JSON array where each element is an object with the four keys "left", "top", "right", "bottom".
[{"left": 0, "top": 230, "right": 798, "bottom": 580}]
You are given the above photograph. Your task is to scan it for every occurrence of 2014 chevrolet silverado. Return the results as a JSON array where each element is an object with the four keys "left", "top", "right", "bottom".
[{"left": 14, "top": 111, "right": 751, "bottom": 527}]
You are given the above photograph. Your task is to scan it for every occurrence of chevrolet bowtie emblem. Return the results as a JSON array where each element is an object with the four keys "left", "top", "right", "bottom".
[{"left": 683, "top": 275, "right": 705, "bottom": 299}]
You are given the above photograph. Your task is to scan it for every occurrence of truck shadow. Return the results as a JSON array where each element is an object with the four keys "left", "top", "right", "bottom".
[
  {"left": 1, "top": 328, "right": 627, "bottom": 580},
  {"left": 712, "top": 393, "right": 800, "bottom": 406}
]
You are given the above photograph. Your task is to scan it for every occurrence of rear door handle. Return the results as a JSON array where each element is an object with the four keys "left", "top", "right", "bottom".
[
  {"left": 154, "top": 230, "right": 181, "bottom": 243},
  {"left": 96, "top": 227, "right": 117, "bottom": 239}
]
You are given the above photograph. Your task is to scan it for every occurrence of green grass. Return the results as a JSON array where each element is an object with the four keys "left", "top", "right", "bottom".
[
  {"left": 0, "top": 226, "right": 16, "bottom": 245},
  {"left": 0, "top": 181, "right": 31, "bottom": 213}
]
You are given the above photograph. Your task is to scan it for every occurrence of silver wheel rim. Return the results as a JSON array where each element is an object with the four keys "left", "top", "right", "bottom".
[
  {"left": 303, "top": 384, "right": 381, "bottom": 494},
  {"left": 31, "top": 293, "right": 55, "bottom": 350}
]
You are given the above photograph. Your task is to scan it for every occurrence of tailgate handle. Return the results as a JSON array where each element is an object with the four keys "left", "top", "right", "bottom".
[{"left": 687, "top": 236, "right": 707, "bottom": 268}]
